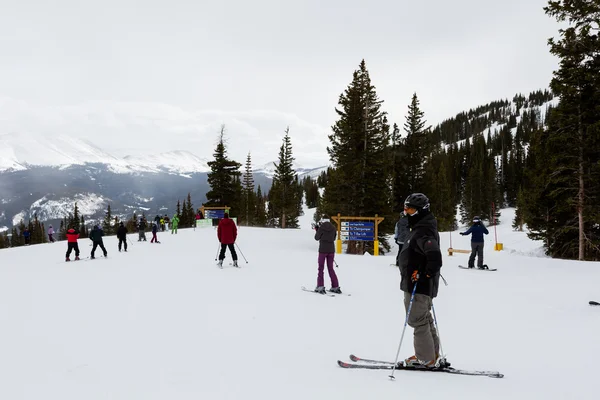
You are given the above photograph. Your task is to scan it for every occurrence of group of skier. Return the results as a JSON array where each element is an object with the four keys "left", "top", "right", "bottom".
[{"left": 63, "top": 211, "right": 238, "bottom": 264}]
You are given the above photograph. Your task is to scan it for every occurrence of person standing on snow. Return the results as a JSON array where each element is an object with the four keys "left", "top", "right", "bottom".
[
  {"left": 171, "top": 214, "right": 179, "bottom": 234},
  {"left": 65, "top": 227, "right": 80, "bottom": 261},
  {"left": 313, "top": 214, "right": 341, "bottom": 294},
  {"left": 397, "top": 193, "right": 444, "bottom": 368},
  {"left": 23, "top": 227, "right": 31, "bottom": 245},
  {"left": 217, "top": 210, "right": 238, "bottom": 267},
  {"left": 48, "top": 225, "right": 55, "bottom": 243},
  {"left": 151, "top": 222, "right": 160, "bottom": 243},
  {"left": 460, "top": 216, "right": 489, "bottom": 269},
  {"left": 89, "top": 225, "right": 108, "bottom": 259},
  {"left": 138, "top": 218, "right": 147, "bottom": 241},
  {"left": 117, "top": 221, "right": 128, "bottom": 252}
]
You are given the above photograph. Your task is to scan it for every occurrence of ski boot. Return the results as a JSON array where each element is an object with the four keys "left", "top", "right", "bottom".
[
  {"left": 478, "top": 265, "right": 489, "bottom": 270},
  {"left": 90, "top": 256, "right": 95, "bottom": 259},
  {"left": 217, "top": 260, "right": 223, "bottom": 268},
  {"left": 75, "top": 256, "right": 80, "bottom": 261},
  {"left": 66, "top": 257, "right": 70, "bottom": 262},
  {"left": 403, "top": 355, "right": 435, "bottom": 368},
  {"left": 329, "top": 287, "right": 342, "bottom": 294},
  {"left": 314, "top": 286, "right": 326, "bottom": 294},
  {"left": 233, "top": 260, "right": 239, "bottom": 267}
]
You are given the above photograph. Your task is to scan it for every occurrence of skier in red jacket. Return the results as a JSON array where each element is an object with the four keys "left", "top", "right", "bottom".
[
  {"left": 65, "top": 227, "right": 80, "bottom": 261},
  {"left": 217, "top": 210, "right": 238, "bottom": 268}
]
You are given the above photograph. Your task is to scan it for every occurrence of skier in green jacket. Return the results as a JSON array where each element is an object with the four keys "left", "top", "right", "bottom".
[{"left": 171, "top": 214, "right": 179, "bottom": 234}]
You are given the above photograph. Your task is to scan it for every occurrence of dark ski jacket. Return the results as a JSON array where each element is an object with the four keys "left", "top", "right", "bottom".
[
  {"left": 117, "top": 225, "right": 128, "bottom": 239},
  {"left": 217, "top": 216, "right": 237, "bottom": 244},
  {"left": 394, "top": 216, "right": 409, "bottom": 245},
  {"left": 89, "top": 227, "right": 104, "bottom": 243},
  {"left": 462, "top": 223, "right": 489, "bottom": 243},
  {"left": 152, "top": 224, "right": 158, "bottom": 234},
  {"left": 397, "top": 212, "right": 442, "bottom": 298},
  {"left": 314, "top": 220, "right": 336, "bottom": 253}
]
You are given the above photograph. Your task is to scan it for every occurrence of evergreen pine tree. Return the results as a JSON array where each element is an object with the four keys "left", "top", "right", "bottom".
[
  {"left": 323, "top": 59, "right": 392, "bottom": 254},
  {"left": 205, "top": 125, "right": 243, "bottom": 213},
  {"left": 80, "top": 216, "right": 87, "bottom": 238},
  {"left": 403, "top": 93, "right": 432, "bottom": 194},
  {"left": 533, "top": 0, "right": 600, "bottom": 260},
  {"left": 59, "top": 219, "right": 66, "bottom": 241},
  {"left": 269, "top": 128, "right": 301, "bottom": 228},
  {"left": 241, "top": 153, "right": 256, "bottom": 226},
  {"left": 254, "top": 185, "right": 267, "bottom": 226},
  {"left": 103, "top": 204, "right": 113, "bottom": 235}
]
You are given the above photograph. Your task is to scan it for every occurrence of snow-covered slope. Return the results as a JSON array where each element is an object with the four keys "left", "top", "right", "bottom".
[{"left": 0, "top": 205, "right": 597, "bottom": 399}]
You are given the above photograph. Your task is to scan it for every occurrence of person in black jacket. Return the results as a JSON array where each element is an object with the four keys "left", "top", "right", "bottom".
[
  {"left": 397, "top": 193, "right": 445, "bottom": 368},
  {"left": 138, "top": 218, "right": 147, "bottom": 241},
  {"left": 89, "top": 225, "right": 107, "bottom": 259},
  {"left": 314, "top": 214, "right": 340, "bottom": 294},
  {"left": 460, "top": 216, "right": 489, "bottom": 269},
  {"left": 117, "top": 222, "right": 128, "bottom": 252}
]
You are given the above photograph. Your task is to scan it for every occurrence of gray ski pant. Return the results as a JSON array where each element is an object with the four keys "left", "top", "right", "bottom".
[
  {"left": 404, "top": 291, "right": 440, "bottom": 362},
  {"left": 469, "top": 242, "right": 484, "bottom": 268}
]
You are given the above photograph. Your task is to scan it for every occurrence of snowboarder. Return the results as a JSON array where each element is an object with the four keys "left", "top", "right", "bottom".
[
  {"left": 397, "top": 193, "right": 444, "bottom": 368},
  {"left": 65, "top": 227, "right": 80, "bottom": 261},
  {"left": 171, "top": 214, "right": 179, "bottom": 234},
  {"left": 117, "top": 221, "right": 128, "bottom": 252},
  {"left": 460, "top": 216, "right": 489, "bottom": 269},
  {"left": 313, "top": 214, "right": 341, "bottom": 294},
  {"left": 89, "top": 225, "right": 107, "bottom": 259},
  {"left": 217, "top": 210, "right": 238, "bottom": 267},
  {"left": 23, "top": 227, "right": 31, "bottom": 245},
  {"left": 138, "top": 218, "right": 147, "bottom": 241},
  {"left": 151, "top": 222, "right": 160, "bottom": 243},
  {"left": 48, "top": 225, "right": 55, "bottom": 243}
]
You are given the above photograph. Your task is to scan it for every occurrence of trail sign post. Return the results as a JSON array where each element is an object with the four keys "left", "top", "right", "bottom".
[{"left": 330, "top": 214, "right": 385, "bottom": 256}]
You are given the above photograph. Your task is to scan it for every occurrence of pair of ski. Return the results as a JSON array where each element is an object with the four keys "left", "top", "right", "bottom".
[
  {"left": 458, "top": 265, "right": 497, "bottom": 272},
  {"left": 301, "top": 286, "right": 350, "bottom": 297},
  {"left": 590, "top": 301, "right": 600, "bottom": 306},
  {"left": 338, "top": 354, "right": 504, "bottom": 378}
]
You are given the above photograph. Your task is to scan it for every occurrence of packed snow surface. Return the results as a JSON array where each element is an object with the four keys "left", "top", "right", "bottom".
[{"left": 0, "top": 206, "right": 597, "bottom": 399}]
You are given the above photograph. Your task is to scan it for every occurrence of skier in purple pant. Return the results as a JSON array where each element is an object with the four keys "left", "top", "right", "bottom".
[{"left": 314, "top": 214, "right": 341, "bottom": 294}]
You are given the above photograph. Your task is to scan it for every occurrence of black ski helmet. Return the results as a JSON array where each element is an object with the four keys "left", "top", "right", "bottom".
[{"left": 404, "top": 193, "right": 430, "bottom": 211}]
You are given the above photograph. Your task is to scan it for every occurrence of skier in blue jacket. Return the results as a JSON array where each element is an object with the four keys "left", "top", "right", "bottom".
[{"left": 460, "top": 216, "right": 489, "bottom": 269}]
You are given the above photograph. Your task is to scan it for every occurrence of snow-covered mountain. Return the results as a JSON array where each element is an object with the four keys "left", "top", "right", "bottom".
[
  {"left": 0, "top": 133, "right": 211, "bottom": 175},
  {"left": 253, "top": 161, "right": 328, "bottom": 179}
]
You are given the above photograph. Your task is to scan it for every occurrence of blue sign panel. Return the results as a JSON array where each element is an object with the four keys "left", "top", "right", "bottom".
[
  {"left": 342, "top": 221, "right": 374, "bottom": 227},
  {"left": 205, "top": 209, "right": 226, "bottom": 219}
]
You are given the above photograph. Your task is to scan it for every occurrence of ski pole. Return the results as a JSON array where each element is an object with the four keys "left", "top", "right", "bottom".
[
  {"left": 431, "top": 301, "right": 444, "bottom": 364},
  {"left": 235, "top": 242, "right": 248, "bottom": 263},
  {"left": 334, "top": 259, "right": 339, "bottom": 268},
  {"left": 389, "top": 281, "right": 418, "bottom": 380},
  {"left": 214, "top": 243, "right": 221, "bottom": 261}
]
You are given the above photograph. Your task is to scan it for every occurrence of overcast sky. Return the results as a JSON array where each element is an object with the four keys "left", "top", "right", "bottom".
[{"left": 0, "top": 0, "right": 559, "bottom": 167}]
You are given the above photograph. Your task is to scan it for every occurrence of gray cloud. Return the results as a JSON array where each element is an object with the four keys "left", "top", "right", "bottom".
[{"left": 0, "top": 0, "right": 559, "bottom": 166}]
